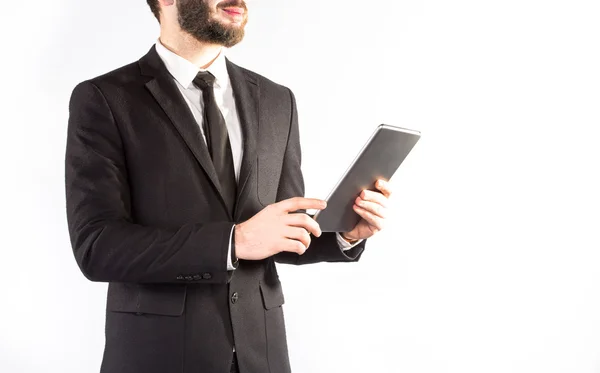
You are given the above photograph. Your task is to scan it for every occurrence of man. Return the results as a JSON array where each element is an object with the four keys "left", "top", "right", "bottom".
[{"left": 64, "top": 1, "right": 393, "bottom": 372}]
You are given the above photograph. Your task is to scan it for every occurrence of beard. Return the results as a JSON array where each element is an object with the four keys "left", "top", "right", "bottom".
[{"left": 177, "top": 0, "right": 248, "bottom": 48}]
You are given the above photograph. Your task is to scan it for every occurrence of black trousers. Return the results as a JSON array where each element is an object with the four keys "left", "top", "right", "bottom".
[{"left": 230, "top": 352, "right": 239, "bottom": 373}]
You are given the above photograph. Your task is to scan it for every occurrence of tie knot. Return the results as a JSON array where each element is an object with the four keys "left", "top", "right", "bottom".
[{"left": 193, "top": 71, "right": 216, "bottom": 90}]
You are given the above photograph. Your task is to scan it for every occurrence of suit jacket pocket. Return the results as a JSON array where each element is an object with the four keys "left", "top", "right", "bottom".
[
  {"left": 259, "top": 279, "right": 285, "bottom": 309},
  {"left": 106, "top": 282, "right": 187, "bottom": 316},
  {"left": 259, "top": 279, "right": 291, "bottom": 373}
]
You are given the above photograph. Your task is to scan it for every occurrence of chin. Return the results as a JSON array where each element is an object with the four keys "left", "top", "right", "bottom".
[{"left": 217, "top": 18, "right": 246, "bottom": 29}]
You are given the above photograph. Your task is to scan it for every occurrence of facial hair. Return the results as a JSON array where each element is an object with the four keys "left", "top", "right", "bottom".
[{"left": 177, "top": 0, "right": 248, "bottom": 48}]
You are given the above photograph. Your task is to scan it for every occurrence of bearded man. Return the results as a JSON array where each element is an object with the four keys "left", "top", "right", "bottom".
[{"left": 65, "top": 1, "right": 393, "bottom": 372}]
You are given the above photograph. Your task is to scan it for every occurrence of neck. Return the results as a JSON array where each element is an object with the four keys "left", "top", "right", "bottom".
[{"left": 159, "top": 31, "right": 223, "bottom": 70}]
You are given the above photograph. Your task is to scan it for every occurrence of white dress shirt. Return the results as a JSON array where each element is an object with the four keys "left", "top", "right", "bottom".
[{"left": 154, "top": 40, "right": 362, "bottom": 271}]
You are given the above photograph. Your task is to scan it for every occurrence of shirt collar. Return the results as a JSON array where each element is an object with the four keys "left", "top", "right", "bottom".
[{"left": 155, "top": 39, "right": 229, "bottom": 90}]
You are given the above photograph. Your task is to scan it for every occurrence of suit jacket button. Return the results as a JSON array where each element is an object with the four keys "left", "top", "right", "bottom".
[
  {"left": 203, "top": 273, "right": 212, "bottom": 280},
  {"left": 185, "top": 275, "right": 193, "bottom": 281},
  {"left": 231, "top": 292, "right": 239, "bottom": 304},
  {"left": 193, "top": 274, "right": 202, "bottom": 281}
]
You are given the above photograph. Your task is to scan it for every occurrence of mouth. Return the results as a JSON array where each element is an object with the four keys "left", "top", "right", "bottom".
[{"left": 221, "top": 7, "right": 245, "bottom": 17}]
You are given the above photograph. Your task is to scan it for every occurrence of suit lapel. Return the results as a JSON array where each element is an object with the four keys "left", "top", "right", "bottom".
[
  {"left": 139, "top": 46, "right": 231, "bottom": 216},
  {"left": 226, "top": 59, "right": 259, "bottom": 221}
]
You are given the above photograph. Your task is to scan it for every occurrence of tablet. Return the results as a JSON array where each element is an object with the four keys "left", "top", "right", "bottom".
[{"left": 313, "top": 124, "right": 421, "bottom": 232}]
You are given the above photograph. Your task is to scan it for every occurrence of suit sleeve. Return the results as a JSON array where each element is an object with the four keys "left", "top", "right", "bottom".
[
  {"left": 273, "top": 88, "right": 366, "bottom": 265},
  {"left": 65, "top": 81, "right": 233, "bottom": 284}
]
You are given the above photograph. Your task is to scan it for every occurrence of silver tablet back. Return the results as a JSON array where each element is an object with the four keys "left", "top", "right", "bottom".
[{"left": 314, "top": 124, "right": 421, "bottom": 232}]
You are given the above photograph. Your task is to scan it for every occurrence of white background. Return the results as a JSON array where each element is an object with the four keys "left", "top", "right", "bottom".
[{"left": 1, "top": 0, "right": 599, "bottom": 372}]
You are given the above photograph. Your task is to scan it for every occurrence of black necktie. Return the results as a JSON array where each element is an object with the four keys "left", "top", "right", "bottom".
[{"left": 193, "top": 71, "right": 237, "bottom": 215}]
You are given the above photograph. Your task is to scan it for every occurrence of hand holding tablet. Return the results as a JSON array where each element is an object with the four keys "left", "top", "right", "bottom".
[{"left": 313, "top": 124, "right": 421, "bottom": 232}]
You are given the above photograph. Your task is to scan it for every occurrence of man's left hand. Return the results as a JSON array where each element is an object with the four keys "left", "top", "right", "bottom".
[{"left": 341, "top": 179, "right": 393, "bottom": 242}]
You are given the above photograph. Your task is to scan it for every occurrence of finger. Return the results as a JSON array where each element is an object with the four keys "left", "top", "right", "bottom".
[
  {"left": 375, "top": 179, "right": 393, "bottom": 198},
  {"left": 281, "top": 238, "right": 308, "bottom": 255},
  {"left": 284, "top": 226, "right": 311, "bottom": 248},
  {"left": 354, "top": 199, "right": 387, "bottom": 219},
  {"left": 285, "top": 213, "right": 322, "bottom": 237},
  {"left": 358, "top": 189, "right": 389, "bottom": 208},
  {"left": 353, "top": 204, "right": 384, "bottom": 232},
  {"left": 278, "top": 197, "right": 327, "bottom": 213}
]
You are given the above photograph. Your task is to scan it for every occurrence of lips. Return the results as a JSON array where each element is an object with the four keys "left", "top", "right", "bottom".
[{"left": 222, "top": 7, "right": 244, "bottom": 16}]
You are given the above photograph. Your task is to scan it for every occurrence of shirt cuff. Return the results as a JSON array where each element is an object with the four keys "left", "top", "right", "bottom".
[
  {"left": 336, "top": 232, "right": 363, "bottom": 251},
  {"left": 226, "top": 225, "right": 237, "bottom": 271}
]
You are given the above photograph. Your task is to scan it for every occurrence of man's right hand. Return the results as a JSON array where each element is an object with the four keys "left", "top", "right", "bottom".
[{"left": 234, "top": 197, "right": 327, "bottom": 261}]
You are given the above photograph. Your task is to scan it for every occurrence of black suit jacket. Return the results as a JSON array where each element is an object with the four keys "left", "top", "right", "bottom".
[{"left": 65, "top": 45, "right": 367, "bottom": 373}]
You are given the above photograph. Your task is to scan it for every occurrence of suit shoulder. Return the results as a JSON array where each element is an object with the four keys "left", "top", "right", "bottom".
[
  {"left": 73, "top": 59, "right": 143, "bottom": 95},
  {"left": 69, "top": 58, "right": 152, "bottom": 114},
  {"left": 229, "top": 61, "right": 293, "bottom": 97}
]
